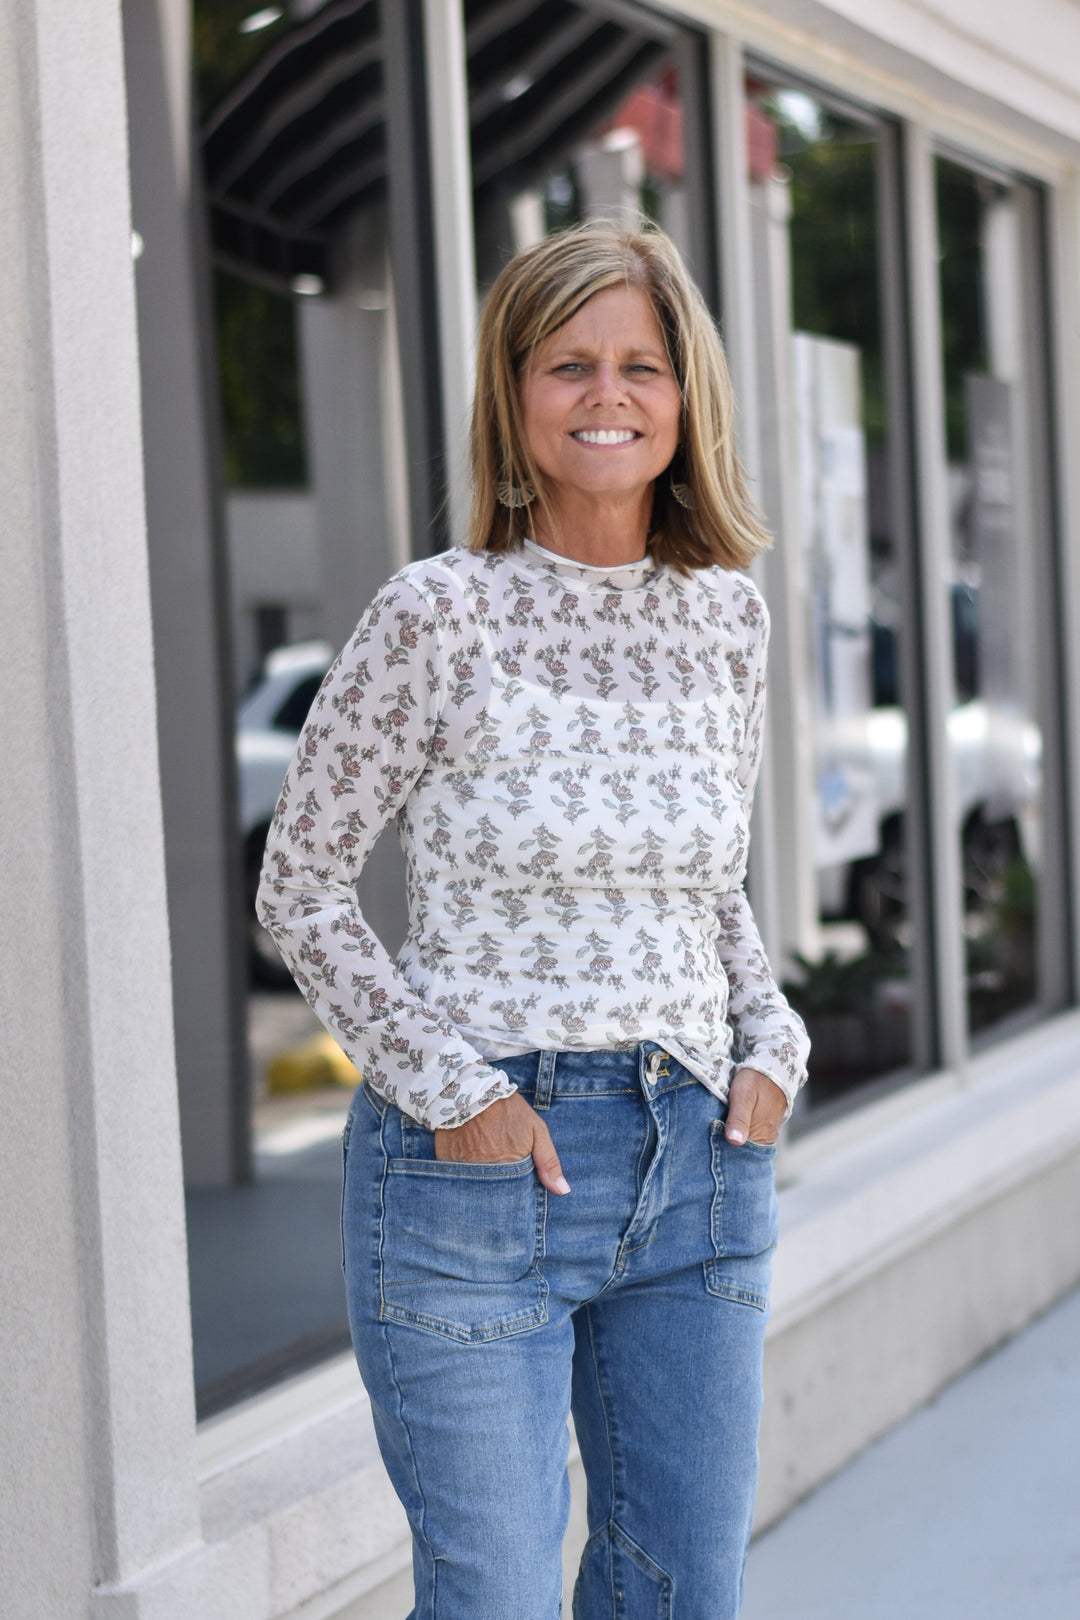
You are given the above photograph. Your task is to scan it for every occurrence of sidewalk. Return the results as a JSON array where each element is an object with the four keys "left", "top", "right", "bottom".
[{"left": 742, "top": 1284, "right": 1080, "bottom": 1619}]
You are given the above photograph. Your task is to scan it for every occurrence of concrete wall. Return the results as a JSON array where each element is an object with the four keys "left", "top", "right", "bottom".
[
  {"left": 124, "top": 0, "right": 250, "bottom": 1190},
  {"left": 0, "top": 11, "right": 96, "bottom": 1607},
  {"left": 687, "top": 0, "right": 1080, "bottom": 159},
  {"left": 0, "top": 1, "right": 200, "bottom": 1614}
]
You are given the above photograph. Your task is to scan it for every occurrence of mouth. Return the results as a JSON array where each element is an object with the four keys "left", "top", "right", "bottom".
[{"left": 570, "top": 428, "right": 641, "bottom": 446}]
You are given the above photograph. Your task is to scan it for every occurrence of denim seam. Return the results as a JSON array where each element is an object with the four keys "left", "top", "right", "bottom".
[
  {"left": 539, "top": 1087, "right": 640, "bottom": 1097},
  {"left": 375, "top": 1109, "right": 436, "bottom": 1611},
  {"left": 339, "top": 1116, "right": 353, "bottom": 1274},
  {"left": 704, "top": 1121, "right": 775, "bottom": 1310},
  {"left": 361, "top": 1079, "right": 386, "bottom": 1120},
  {"left": 375, "top": 1107, "right": 396, "bottom": 1335},
  {"left": 620, "top": 1233, "right": 656, "bottom": 1256},
  {"left": 535, "top": 1182, "right": 549, "bottom": 1268},
  {"left": 620, "top": 1087, "right": 667, "bottom": 1255},
  {"left": 584, "top": 1303, "right": 619, "bottom": 1530},
  {"left": 382, "top": 1320, "right": 438, "bottom": 1611},
  {"left": 706, "top": 1279, "right": 769, "bottom": 1310},
  {"left": 379, "top": 1290, "right": 548, "bottom": 1343},
  {"left": 384, "top": 1155, "right": 535, "bottom": 1180},
  {"left": 609, "top": 1521, "right": 674, "bottom": 1614}
]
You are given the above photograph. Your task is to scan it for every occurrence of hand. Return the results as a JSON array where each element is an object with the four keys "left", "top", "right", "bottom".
[
  {"left": 724, "top": 1067, "right": 787, "bottom": 1146},
  {"left": 435, "top": 1093, "right": 571, "bottom": 1195}
]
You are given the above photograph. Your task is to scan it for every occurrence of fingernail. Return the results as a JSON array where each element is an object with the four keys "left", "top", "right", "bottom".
[
  {"left": 726, "top": 1128, "right": 745, "bottom": 1144},
  {"left": 553, "top": 1176, "right": 571, "bottom": 1195}
]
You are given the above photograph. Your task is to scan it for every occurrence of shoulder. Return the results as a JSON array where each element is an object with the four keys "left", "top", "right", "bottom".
[
  {"left": 350, "top": 548, "right": 496, "bottom": 642},
  {"left": 388, "top": 546, "right": 515, "bottom": 616},
  {"left": 684, "top": 565, "right": 770, "bottom": 645}
]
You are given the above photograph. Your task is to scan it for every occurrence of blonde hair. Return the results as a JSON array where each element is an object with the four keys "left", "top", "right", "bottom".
[{"left": 467, "top": 221, "right": 770, "bottom": 571}]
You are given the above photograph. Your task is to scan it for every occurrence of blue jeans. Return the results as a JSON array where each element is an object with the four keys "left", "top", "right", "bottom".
[{"left": 341, "top": 1045, "right": 777, "bottom": 1619}]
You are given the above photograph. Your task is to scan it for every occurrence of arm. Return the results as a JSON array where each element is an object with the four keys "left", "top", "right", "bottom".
[
  {"left": 715, "top": 589, "right": 810, "bottom": 1126},
  {"left": 256, "top": 572, "right": 516, "bottom": 1130}
]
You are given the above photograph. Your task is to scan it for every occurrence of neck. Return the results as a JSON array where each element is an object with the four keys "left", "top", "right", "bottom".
[{"left": 530, "top": 485, "right": 653, "bottom": 568}]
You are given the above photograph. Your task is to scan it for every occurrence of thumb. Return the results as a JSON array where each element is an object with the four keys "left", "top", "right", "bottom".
[
  {"left": 530, "top": 1116, "right": 570, "bottom": 1195},
  {"left": 725, "top": 1075, "right": 754, "bottom": 1145}
]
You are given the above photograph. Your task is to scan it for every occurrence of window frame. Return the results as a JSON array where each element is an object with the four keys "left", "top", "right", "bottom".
[{"left": 719, "top": 46, "right": 1076, "bottom": 1126}]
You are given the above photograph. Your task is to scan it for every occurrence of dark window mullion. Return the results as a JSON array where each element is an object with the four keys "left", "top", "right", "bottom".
[{"left": 878, "top": 117, "right": 939, "bottom": 1074}]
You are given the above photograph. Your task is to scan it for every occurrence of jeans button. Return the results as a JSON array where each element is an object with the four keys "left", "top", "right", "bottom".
[{"left": 645, "top": 1051, "right": 662, "bottom": 1085}]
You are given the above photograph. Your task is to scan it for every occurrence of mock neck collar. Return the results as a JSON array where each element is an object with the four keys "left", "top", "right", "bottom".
[{"left": 520, "top": 537, "right": 659, "bottom": 591}]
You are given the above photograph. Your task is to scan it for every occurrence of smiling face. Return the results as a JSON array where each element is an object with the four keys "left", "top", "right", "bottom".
[{"left": 519, "top": 283, "right": 682, "bottom": 519}]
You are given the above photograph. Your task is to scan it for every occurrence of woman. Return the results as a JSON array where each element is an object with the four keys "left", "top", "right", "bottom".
[{"left": 259, "top": 222, "right": 809, "bottom": 1619}]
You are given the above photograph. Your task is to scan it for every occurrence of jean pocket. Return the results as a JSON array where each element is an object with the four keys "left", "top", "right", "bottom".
[
  {"left": 703, "top": 1122, "right": 777, "bottom": 1311},
  {"left": 379, "top": 1156, "right": 548, "bottom": 1342}
]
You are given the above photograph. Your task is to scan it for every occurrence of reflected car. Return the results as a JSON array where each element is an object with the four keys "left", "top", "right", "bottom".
[
  {"left": 822, "top": 698, "right": 1042, "bottom": 947},
  {"left": 237, "top": 641, "right": 333, "bottom": 986}
]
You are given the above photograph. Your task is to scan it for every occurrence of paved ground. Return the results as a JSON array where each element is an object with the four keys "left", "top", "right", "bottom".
[{"left": 742, "top": 1284, "right": 1080, "bottom": 1619}]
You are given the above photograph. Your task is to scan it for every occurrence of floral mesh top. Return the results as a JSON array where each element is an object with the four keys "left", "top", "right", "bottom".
[{"left": 258, "top": 539, "right": 809, "bottom": 1129}]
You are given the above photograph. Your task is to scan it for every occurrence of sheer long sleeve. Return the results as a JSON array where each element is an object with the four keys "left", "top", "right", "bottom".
[
  {"left": 713, "top": 594, "right": 810, "bottom": 1112},
  {"left": 256, "top": 575, "right": 516, "bottom": 1129}
]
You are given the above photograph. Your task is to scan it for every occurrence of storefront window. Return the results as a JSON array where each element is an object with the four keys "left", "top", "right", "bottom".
[
  {"left": 745, "top": 75, "right": 917, "bottom": 1111},
  {"left": 190, "top": 0, "right": 401, "bottom": 1416},
  {"left": 935, "top": 160, "right": 1045, "bottom": 1037}
]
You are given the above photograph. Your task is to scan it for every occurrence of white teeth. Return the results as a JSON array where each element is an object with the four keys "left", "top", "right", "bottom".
[{"left": 573, "top": 429, "right": 638, "bottom": 445}]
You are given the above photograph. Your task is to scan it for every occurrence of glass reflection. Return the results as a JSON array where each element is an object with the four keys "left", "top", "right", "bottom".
[
  {"left": 470, "top": 10, "right": 688, "bottom": 284},
  {"left": 746, "top": 77, "right": 914, "bottom": 1108},
  {"left": 935, "top": 160, "right": 1042, "bottom": 1034}
]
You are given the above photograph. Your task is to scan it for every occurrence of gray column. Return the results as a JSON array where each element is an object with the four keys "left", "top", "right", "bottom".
[
  {"left": 422, "top": 0, "right": 478, "bottom": 548},
  {"left": 1049, "top": 174, "right": 1080, "bottom": 1002},
  {"left": 298, "top": 216, "right": 404, "bottom": 652},
  {"left": 123, "top": 0, "right": 251, "bottom": 1187},
  {"left": 0, "top": 0, "right": 200, "bottom": 1610},
  {"left": 709, "top": 34, "right": 785, "bottom": 970},
  {"left": 747, "top": 174, "right": 821, "bottom": 966},
  {"left": 903, "top": 123, "right": 969, "bottom": 1071},
  {"left": 383, "top": 0, "right": 448, "bottom": 556}
]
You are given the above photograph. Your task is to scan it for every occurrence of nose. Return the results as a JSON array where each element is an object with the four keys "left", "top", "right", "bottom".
[{"left": 584, "top": 360, "right": 628, "bottom": 407}]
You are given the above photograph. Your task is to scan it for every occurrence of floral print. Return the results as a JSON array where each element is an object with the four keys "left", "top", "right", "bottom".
[{"left": 258, "top": 539, "right": 809, "bottom": 1129}]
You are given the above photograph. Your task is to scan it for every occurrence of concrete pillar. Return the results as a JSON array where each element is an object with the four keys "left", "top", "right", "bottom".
[
  {"left": 0, "top": 1, "right": 200, "bottom": 1611},
  {"left": 422, "top": 0, "right": 478, "bottom": 548},
  {"left": 123, "top": 0, "right": 251, "bottom": 1188},
  {"left": 383, "top": 0, "right": 448, "bottom": 556}
]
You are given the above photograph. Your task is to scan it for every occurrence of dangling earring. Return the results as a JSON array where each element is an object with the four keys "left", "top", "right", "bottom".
[
  {"left": 496, "top": 476, "right": 535, "bottom": 509},
  {"left": 668, "top": 448, "right": 693, "bottom": 510}
]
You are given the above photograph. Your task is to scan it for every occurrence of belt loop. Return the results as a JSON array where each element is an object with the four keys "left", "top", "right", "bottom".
[{"left": 533, "top": 1049, "right": 557, "bottom": 1111}]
